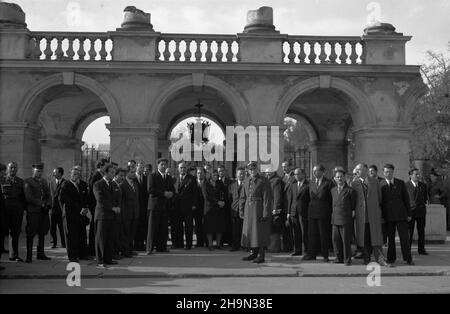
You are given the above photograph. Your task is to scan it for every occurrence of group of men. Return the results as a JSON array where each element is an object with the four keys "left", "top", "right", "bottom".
[{"left": 0, "top": 157, "right": 434, "bottom": 269}]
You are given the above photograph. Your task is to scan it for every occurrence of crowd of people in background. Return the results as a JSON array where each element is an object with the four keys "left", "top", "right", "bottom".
[{"left": 0, "top": 157, "right": 449, "bottom": 270}]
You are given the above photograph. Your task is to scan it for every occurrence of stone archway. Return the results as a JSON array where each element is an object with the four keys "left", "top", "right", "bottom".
[
  {"left": 18, "top": 73, "right": 121, "bottom": 124},
  {"left": 275, "top": 76, "right": 376, "bottom": 128},
  {"left": 148, "top": 74, "right": 250, "bottom": 125}
]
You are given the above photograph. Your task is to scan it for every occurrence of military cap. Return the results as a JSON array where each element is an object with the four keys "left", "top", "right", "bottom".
[
  {"left": 32, "top": 163, "right": 44, "bottom": 170},
  {"left": 247, "top": 161, "right": 258, "bottom": 170}
]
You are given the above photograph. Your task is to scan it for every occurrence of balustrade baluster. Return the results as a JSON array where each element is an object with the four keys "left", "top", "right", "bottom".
[
  {"left": 308, "top": 41, "right": 317, "bottom": 64},
  {"left": 225, "top": 40, "right": 233, "bottom": 62},
  {"left": 67, "top": 37, "right": 75, "bottom": 60},
  {"left": 55, "top": 37, "right": 64, "bottom": 60},
  {"left": 155, "top": 39, "right": 161, "bottom": 60},
  {"left": 205, "top": 39, "right": 213, "bottom": 62},
  {"left": 99, "top": 38, "right": 107, "bottom": 60},
  {"left": 43, "top": 36, "right": 53, "bottom": 60},
  {"left": 77, "top": 37, "right": 86, "bottom": 60},
  {"left": 216, "top": 40, "right": 224, "bottom": 62},
  {"left": 31, "top": 36, "right": 42, "bottom": 59},
  {"left": 88, "top": 38, "right": 97, "bottom": 60},
  {"left": 339, "top": 41, "right": 348, "bottom": 64},
  {"left": 287, "top": 40, "right": 296, "bottom": 63},
  {"left": 194, "top": 40, "right": 202, "bottom": 62},
  {"left": 184, "top": 39, "right": 192, "bottom": 62},
  {"left": 298, "top": 41, "right": 306, "bottom": 63},
  {"left": 163, "top": 39, "right": 171, "bottom": 61},
  {"left": 349, "top": 41, "right": 358, "bottom": 64},
  {"left": 329, "top": 41, "right": 338, "bottom": 64},
  {"left": 318, "top": 41, "right": 327, "bottom": 63},
  {"left": 173, "top": 39, "right": 181, "bottom": 61}
]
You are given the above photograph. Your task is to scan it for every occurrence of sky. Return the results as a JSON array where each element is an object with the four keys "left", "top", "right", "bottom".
[{"left": 15, "top": 0, "right": 450, "bottom": 145}]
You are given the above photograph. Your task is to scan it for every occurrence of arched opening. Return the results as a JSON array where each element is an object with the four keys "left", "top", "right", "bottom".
[
  {"left": 283, "top": 113, "right": 318, "bottom": 178},
  {"left": 157, "top": 86, "right": 238, "bottom": 178},
  {"left": 28, "top": 83, "right": 112, "bottom": 181},
  {"left": 283, "top": 87, "right": 355, "bottom": 177},
  {"left": 79, "top": 115, "right": 111, "bottom": 181}
]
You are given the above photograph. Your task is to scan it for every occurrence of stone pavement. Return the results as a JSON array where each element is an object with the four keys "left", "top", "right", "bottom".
[{"left": 1, "top": 233, "right": 449, "bottom": 280}]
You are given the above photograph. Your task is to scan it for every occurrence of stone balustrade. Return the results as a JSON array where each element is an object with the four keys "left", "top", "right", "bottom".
[
  {"left": 156, "top": 34, "right": 240, "bottom": 62},
  {"left": 283, "top": 36, "right": 365, "bottom": 64},
  {"left": 28, "top": 32, "right": 113, "bottom": 61}
]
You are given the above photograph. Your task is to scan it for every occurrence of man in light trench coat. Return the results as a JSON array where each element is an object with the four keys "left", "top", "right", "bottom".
[
  {"left": 351, "top": 163, "right": 391, "bottom": 267},
  {"left": 240, "top": 161, "right": 273, "bottom": 264}
]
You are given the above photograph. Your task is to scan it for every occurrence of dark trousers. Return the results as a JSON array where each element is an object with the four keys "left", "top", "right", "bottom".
[
  {"left": 95, "top": 219, "right": 114, "bottom": 264},
  {"left": 5, "top": 206, "right": 24, "bottom": 258},
  {"left": 193, "top": 209, "right": 204, "bottom": 247},
  {"left": 134, "top": 208, "right": 148, "bottom": 250},
  {"left": 230, "top": 214, "right": 243, "bottom": 249},
  {"left": 63, "top": 215, "right": 87, "bottom": 260},
  {"left": 50, "top": 212, "right": 65, "bottom": 247},
  {"left": 88, "top": 208, "right": 95, "bottom": 256},
  {"left": 181, "top": 209, "right": 194, "bottom": 248},
  {"left": 26, "top": 211, "right": 50, "bottom": 257},
  {"left": 332, "top": 223, "right": 352, "bottom": 263},
  {"left": 307, "top": 217, "right": 330, "bottom": 259},
  {"left": 363, "top": 223, "right": 385, "bottom": 262},
  {"left": 382, "top": 222, "right": 388, "bottom": 245},
  {"left": 169, "top": 209, "right": 183, "bottom": 248},
  {"left": 409, "top": 216, "right": 426, "bottom": 252},
  {"left": 147, "top": 210, "right": 169, "bottom": 252},
  {"left": 290, "top": 215, "right": 308, "bottom": 254},
  {"left": 112, "top": 216, "right": 121, "bottom": 256},
  {"left": 387, "top": 220, "right": 412, "bottom": 263},
  {"left": 121, "top": 219, "right": 138, "bottom": 255}
]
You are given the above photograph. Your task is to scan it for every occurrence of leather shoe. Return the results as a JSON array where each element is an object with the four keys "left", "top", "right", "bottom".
[
  {"left": 106, "top": 260, "right": 118, "bottom": 265},
  {"left": 332, "top": 259, "right": 344, "bottom": 264},
  {"left": 69, "top": 258, "right": 79, "bottom": 263},
  {"left": 242, "top": 253, "right": 258, "bottom": 261},
  {"left": 79, "top": 256, "right": 93, "bottom": 260},
  {"left": 229, "top": 248, "right": 239, "bottom": 252},
  {"left": 354, "top": 252, "right": 364, "bottom": 259},
  {"left": 9, "top": 256, "right": 24, "bottom": 262},
  {"left": 96, "top": 264, "right": 107, "bottom": 269},
  {"left": 253, "top": 256, "right": 265, "bottom": 264},
  {"left": 302, "top": 255, "right": 316, "bottom": 261},
  {"left": 25, "top": 257, "right": 32, "bottom": 263},
  {"left": 291, "top": 252, "right": 302, "bottom": 256},
  {"left": 51, "top": 245, "right": 57, "bottom": 249},
  {"left": 37, "top": 255, "right": 51, "bottom": 260},
  {"left": 406, "top": 260, "right": 415, "bottom": 266},
  {"left": 323, "top": 258, "right": 330, "bottom": 263},
  {"left": 345, "top": 261, "right": 352, "bottom": 266},
  {"left": 418, "top": 251, "right": 428, "bottom": 255}
]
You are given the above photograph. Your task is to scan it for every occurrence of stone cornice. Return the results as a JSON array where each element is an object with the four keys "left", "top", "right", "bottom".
[{"left": 0, "top": 60, "right": 422, "bottom": 77}]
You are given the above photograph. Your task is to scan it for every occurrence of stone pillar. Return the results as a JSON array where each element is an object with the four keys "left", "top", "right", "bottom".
[
  {"left": 309, "top": 140, "right": 348, "bottom": 178},
  {"left": 237, "top": 6, "right": 285, "bottom": 63},
  {"left": 362, "top": 22, "right": 411, "bottom": 65},
  {"left": 413, "top": 204, "right": 447, "bottom": 244},
  {"left": 108, "top": 6, "right": 160, "bottom": 62},
  {"left": 353, "top": 127, "right": 411, "bottom": 181},
  {"left": 0, "top": 3, "right": 31, "bottom": 59},
  {"left": 107, "top": 123, "right": 159, "bottom": 167},
  {"left": 40, "top": 136, "right": 84, "bottom": 180},
  {"left": 0, "top": 122, "right": 41, "bottom": 177}
]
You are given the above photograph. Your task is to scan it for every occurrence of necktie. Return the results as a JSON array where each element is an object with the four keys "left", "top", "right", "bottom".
[{"left": 338, "top": 186, "right": 342, "bottom": 194}]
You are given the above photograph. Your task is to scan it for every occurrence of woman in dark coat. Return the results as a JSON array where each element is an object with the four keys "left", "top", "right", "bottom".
[{"left": 201, "top": 170, "right": 226, "bottom": 250}]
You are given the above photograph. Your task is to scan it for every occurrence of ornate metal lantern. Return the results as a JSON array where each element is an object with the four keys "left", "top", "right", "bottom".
[{"left": 188, "top": 99, "right": 211, "bottom": 144}]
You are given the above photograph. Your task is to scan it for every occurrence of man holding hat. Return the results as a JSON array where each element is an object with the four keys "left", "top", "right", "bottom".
[
  {"left": 24, "top": 163, "right": 51, "bottom": 263},
  {"left": 239, "top": 161, "right": 273, "bottom": 264}
]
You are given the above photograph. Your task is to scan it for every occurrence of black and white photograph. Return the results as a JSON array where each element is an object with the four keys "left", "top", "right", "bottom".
[{"left": 0, "top": 0, "right": 449, "bottom": 299}]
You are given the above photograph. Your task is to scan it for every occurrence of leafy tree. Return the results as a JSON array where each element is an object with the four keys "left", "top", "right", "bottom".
[{"left": 410, "top": 43, "right": 450, "bottom": 169}]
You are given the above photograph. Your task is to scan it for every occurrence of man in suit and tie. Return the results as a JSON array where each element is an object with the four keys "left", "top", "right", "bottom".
[
  {"left": 369, "top": 164, "right": 387, "bottom": 246},
  {"left": 50, "top": 167, "right": 66, "bottom": 249},
  {"left": 228, "top": 167, "right": 245, "bottom": 251},
  {"left": 406, "top": 168, "right": 428, "bottom": 255},
  {"left": 281, "top": 161, "right": 294, "bottom": 252},
  {"left": 193, "top": 167, "right": 206, "bottom": 248},
  {"left": 87, "top": 159, "right": 107, "bottom": 256},
  {"left": 0, "top": 161, "right": 26, "bottom": 262},
  {"left": 93, "top": 163, "right": 121, "bottom": 268},
  {"left": 147, "top": 158, "right": 175, "bottom": 254},
  {"left": 303, "top": 165, "right": 333, "bottom": 262},
  {"left": 174, "top": 162, "right": 196, "bottom": 249},
  {"left": 218, "top": 165, "right": 232, "bottom": 246},
  {"left": 380, "top": 163, "right": 414, "bottom": 265},
  {"left": 134, "top": 161, "right": 149, "bottom": 251},
  {"left": 287, "top": 168, "right": 310, "bottom": 256},
  {"left": 59, "top": 167, "right": 90, "bottom": 262},
  {"left": 331, "top": 168, "right": 356, "bottom": 266},
  {"left": 119, "top": 166, "right": 140, "bottom": 257}
]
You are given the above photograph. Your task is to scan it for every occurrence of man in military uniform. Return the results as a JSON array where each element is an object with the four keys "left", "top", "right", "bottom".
[
  {"left": 239, "top": 161, "right": 273, "bottom": 264},
  {"left": 24, "top": 163, "right": 51, "bottom": 263},
  {"left": 0, "top": 162, "right": 26, "bottom": 262}
]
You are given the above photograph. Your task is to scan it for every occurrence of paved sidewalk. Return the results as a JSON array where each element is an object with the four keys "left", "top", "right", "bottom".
[{"left": 1, "top": 234, "right": 450, "bottom": 279}]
